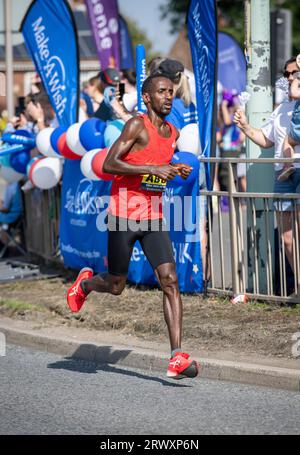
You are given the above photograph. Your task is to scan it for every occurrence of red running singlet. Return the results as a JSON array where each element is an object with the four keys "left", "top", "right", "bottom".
[{"left": 108, "top": 114, "right": 177, "bottom": 221}]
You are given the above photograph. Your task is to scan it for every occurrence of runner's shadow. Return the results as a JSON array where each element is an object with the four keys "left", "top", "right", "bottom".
[{"left": 47, "top": 344, "right": 192, "bottom": 388}]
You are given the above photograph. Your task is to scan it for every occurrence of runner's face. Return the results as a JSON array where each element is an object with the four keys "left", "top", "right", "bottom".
[{"left": 146, "top": 78, "right": 174, "bottom": 115}]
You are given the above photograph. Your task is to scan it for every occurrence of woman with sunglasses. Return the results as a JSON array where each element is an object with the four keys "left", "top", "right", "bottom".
[{"left": 279, "top": 55, "right": 300, "bottom": 181}]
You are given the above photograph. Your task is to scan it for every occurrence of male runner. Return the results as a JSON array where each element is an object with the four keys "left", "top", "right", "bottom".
[{"left": 67, "top": 75, "right": 199, "bottom": 380}]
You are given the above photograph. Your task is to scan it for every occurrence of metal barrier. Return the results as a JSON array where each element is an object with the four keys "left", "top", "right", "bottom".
[
  {"left": 24, "top": 185, "right": 61, "bottom": 262},
  {"left": 200, "top": 157, "right": 300, "bottom": 304},
  {"left": 21, "top": 158, "right": 299, "bottom": 304}
]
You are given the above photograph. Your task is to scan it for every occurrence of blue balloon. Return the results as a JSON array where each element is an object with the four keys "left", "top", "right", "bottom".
[
  {"left": 10, "top": 150, "right": 31, "bottom": 174},
  {"left": 0, "top": 154, "right": 12, "bottom": 168},
  {"left": 50, "top": 126, "right": 67, "bottom": 155},
  {"left": 104, "top": 120, "right": 125, "bottom": 147},
  {"left": 2, "top": 129, "right": 35, "bottom": 148},
  {"left": 79, "top": 118, "right": 106, "bottom": 151},
  {"left": 169, "top": 151, "right": 200, "bottom": 187}
]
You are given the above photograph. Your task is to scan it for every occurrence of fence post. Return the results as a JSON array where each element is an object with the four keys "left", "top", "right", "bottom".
[
  {"left": 228, "top": 162, "right": 239, "bottom": 295},
  {"left": 4, "top": 0, "right": 14, "bottom": 118},
  {"left": 245, "top": 0, "right": 274, "bottom": 294}
]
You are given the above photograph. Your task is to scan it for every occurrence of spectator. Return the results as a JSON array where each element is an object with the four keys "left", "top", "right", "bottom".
[
  {"left": 218, "top": 90, "right": 245, "bottom": 198},
  {"left": 29, "top": 73, "right": 43, "bottom": 95},
  {"left": 25, "top": 91, "right": 57, "bottom": 131},
  {"left": 0, "top": 110, "right": 8, "bottom": 133},
  {"left": 94, "top": 68, "right": 133, "bottom": 123},
  {"left": 119, "top": 69, "right": 138, "bottom": 113},
  {"left": 93, "top": 68, "right": 121, "bottom": 122},
  {"left": 278, "top": 56, "right": 300, "bottom": 182},
  {"left": 147, "top": 56, "right": 165, "bottom": 75},
  {"left": 4, "top": 91, "right": 56, "bottom": 136},
  {"left": 165, "top": 72, "right": 198, "bottom": 130},
  {"left": 234, "top": 56, "right": 300, "bottom": 292},
  {"left": 80, "top": 91, "right": 94, "bottom": 119},
  {"left": 0, "top": 181, "right": 23, "bottom": 225},
  {"left": 84, "top": 75, "right": 104, "bottom": 113},
  {"left": 0, "top": 181, "right": 23, "bottom": 255}
]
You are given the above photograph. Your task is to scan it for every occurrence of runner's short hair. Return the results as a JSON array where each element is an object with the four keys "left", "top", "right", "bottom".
[{"left": 142, "top": 74, "right": 172, "bottom": 95}]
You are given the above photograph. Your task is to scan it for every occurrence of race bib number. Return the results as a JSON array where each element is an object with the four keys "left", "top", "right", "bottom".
[{"left": 140, "top": 174, "right": 167, "bottom": 192}]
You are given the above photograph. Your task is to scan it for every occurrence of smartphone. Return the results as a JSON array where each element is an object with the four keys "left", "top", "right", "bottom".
[
  {"left": 15, "top": 96, "right": 26, "bottom": 116},
  {"left": 118, "top": 83, "right": 125, "bottom": 100}
]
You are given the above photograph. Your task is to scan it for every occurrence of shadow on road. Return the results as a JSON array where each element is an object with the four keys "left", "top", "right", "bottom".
[{"left": 47, "top": 344, "right": 192, "bottom": 388}]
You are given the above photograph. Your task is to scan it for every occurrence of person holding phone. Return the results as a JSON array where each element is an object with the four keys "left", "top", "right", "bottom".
[{"left": 94, "top": 68, "right": 127, "bottom": 122}]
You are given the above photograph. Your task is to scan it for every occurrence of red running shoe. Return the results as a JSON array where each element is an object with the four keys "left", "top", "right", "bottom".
[
  {"left": 67, "top": 267, "right": 93, "bottom": 313},
  {"left": 167, "top": 352, "right": 200, "bottom": 380}
]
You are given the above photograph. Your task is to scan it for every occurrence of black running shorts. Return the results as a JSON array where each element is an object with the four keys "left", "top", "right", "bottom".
[{"left": 107, "top": 215, "right": 175, "bottom": 276}]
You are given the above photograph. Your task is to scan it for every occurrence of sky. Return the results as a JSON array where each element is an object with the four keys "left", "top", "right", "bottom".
[
  {"left": 118, "top": 0, "right": 175, "bottom": 55},
  {"left": 0, "top": 0, "right": 176, "bottom": 55}
]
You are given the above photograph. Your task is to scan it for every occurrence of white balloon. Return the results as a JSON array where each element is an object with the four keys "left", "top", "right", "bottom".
[
  {"left": 80, "top": 149, "right": 101, "bottom": 180},
  {"left": 36, "top": 127, "right": 60, "bottom": 158},
  {"left": 66, "top": 123, "right": 87, "bottom": 157},
  {"left": 122, "top": 92, "right": 137, "bottom": 112},
  {"left": 31, "top": 157, "right": 63, "bottom": 190},
  {"left": 0, "top": 164, "right": 24, "bottom": 183},
  {"left": 176, "top": 123, "right": 201, "bottom": 155}
]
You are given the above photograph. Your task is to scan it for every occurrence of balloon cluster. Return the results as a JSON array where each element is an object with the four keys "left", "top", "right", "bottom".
[
  {"left": 0, "top": 129, "right": 34, "bottom": 183},
  {"left": 0, "top": 120, "right": 201, "bottom": 189},
  {"left": 34, "top": 118, "right": 124, "bottom": 186}
]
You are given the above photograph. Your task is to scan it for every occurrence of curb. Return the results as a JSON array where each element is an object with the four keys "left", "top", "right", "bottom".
[{"left": 1, "top": 323, "right": 300, "bottom": 392}]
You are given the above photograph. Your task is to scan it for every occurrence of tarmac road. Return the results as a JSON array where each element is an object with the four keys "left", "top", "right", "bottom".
[{"left": 1, "top": 344, "right": 300, "bottom": 435}]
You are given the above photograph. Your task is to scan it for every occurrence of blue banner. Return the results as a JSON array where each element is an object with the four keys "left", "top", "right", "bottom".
[
  {"left": 187, "top": 0, "right": 217, "bottom": 188},
  {"left": 60, "top": 160, "right": 111, "bottom": 272},
  {"left": 136, "top": 44, "right": 147, "bottom": 113},
  {"left": 21, "top": 0, "right": 79, "bottom": 128},
  {"left": 128, "top": 180, "right": 203, "bottom": 293},
  {"left": 119, "top": 15, "right": 134, "bottom": 70},
  {"left": 218, "top": 32, "right": 246, "bottom": 94},
  {"left": 60, "top": 163, "right": 203, "bottom": 292}
]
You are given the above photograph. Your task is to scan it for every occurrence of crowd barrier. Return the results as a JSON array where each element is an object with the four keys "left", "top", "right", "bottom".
[
  {"left": 24, "top": 185, "right": 61, "bottom": 262},
  {"left": 200, "top": 157, "right": 300, "bottom": 304},
  {"left": 23, "top": 157, "right": 300, "bottom": 303}
]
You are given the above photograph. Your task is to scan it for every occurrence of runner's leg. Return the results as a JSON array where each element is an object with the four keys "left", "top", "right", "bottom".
[
  {"left": 82, "top": 216, "right": 137, "bottom": 295},
  {"left": 155, "top": 262, "right": 182, "bottom": 351}
]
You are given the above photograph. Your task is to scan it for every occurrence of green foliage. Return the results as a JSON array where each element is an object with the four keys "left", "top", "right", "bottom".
[
  {"left": 270, "top": 0, "right": 300, "bottom": 54},
  {"left": 160, "top": 0, "right": 244, "bottom": 44},
  {"left": 160, "top": 0, "right": 300, "bottom": 53},
  {"left": 122, "top": 16, "right": 160, "bottom": 63},
  {"left": 282, "top": 304, "right": 300, "bottom": 315},
  {"left": 217, "top": 1, "right": 244, "bottom": 45},
  {"left": 160, "top": 0, "right": 189, "bottom": 34}
]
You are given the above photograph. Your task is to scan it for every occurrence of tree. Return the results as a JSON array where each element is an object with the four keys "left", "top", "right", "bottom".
[
  {"left": 123, "top": 16, "right": 160, "bottom": 63},
  {"left": 160, "top": 0, "right": 300, "bottom": 54},
  {"left": 160, "top": 0, "right": 244, "bottom": 45},
  {"left": 159, "top": 0, "right": 189, "bottom": 34},
  {"left": 271, "top": 0, "right": 300, "bottom": 53}
]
